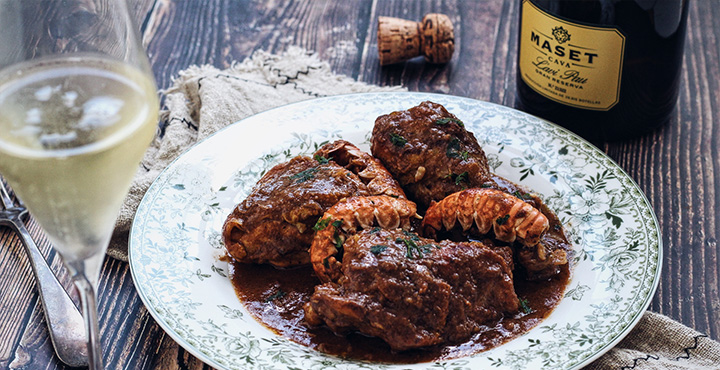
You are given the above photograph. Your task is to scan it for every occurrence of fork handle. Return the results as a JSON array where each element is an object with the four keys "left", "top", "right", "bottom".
[{"left": 10, "top": 220, "right": 89, "bottom": 367}]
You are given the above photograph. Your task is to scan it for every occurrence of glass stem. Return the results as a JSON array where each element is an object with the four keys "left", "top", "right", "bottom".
[{"left": 72, "top": 268, "right": 104, "bottom": 370}]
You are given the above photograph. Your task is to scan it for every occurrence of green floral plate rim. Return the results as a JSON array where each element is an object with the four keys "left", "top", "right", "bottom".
[{"left": 129, "top": 92, "right": 662, "bottom": 370}]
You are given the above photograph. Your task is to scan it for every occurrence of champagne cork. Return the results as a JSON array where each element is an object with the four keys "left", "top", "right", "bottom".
[{"left": 377, "top": 13, "right": 455, "bottom": 65}]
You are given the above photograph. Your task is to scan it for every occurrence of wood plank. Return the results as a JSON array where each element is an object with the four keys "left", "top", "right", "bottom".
[
  {"left": 1, "top": 1, "right": 720, "bottom": 369},
  {"left": 601, "top": 0, "right": 720, "bottom": 340},
  {"left": 0, "top": 216, "right": 73, "bottom": 368}
]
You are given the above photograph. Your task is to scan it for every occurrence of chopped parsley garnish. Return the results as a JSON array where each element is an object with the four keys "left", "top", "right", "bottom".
[
  {"left": 326, "top": 220, "right": 345, "bottom": 252},
  {"left": 390, "top": 133, "right": 407, "bottom": 147},
  {"left": 291, "top": 167, "right": 319, "bottom": 183},
  {"left": 519, "top": 298, "right": 532, "bottom": 314},
  {"left": 369, "top": 227, "right": 381, "bottom": 234},
  {"left": 402, "top": 230, "right": 421, "bottom": 241},
  {"left": 496, "top": 214, "right": 510, "bottom": 225},
  {"left": 322, "top": 257, "right": 330, "bottom": 269},
  {"left": 265, "top": 289, "right": 286, "bottom": 303},
  {"left": 313, "top": 217, "right": 331, "bottom": 231},
  {"left": 370, "top": 245, "right": 388, "bottom": 255},
  {"left": 396, "top": 237, "right": 436, "bottom": 259},
  {"left": 313, "top": 154, "right": 332, "bottom": 164},
  {"left": 434, "top": 117, "right": 464, "bottom": 127},
  {"left": 447, "top": 171, "right": 469, "bottom": 186},
  {"left": 446, "top": 137, "right": 470, "bottom": 160},
  {"left": 334, "top": 234, "right": 344, "bottom": 250},
  {"left": 512, "top": 190, "right": 533, "bottom": 200}
]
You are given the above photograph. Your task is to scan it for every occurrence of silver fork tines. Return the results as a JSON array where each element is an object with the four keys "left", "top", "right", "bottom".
[{"left": 0, "top": 179, "right": 88, "bottom": 367}]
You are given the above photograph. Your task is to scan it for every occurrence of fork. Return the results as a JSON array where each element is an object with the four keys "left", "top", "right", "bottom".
[{"left": 0, "top": 179, "right": 88, "bottom": 367}]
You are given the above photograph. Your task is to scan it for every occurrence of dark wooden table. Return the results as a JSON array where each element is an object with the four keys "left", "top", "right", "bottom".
[{"left": 1, "top": 0, "right": 718, "bottom": 368}]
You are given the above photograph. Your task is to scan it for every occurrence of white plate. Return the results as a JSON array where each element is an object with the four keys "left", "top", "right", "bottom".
[{"left": 129, "top": 92, "right": 661, "bottom": 370}]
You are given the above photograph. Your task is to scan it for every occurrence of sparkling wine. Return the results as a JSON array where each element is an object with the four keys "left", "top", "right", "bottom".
[{"left": 0, "top": 56, "right": 158, "bottom": 261}]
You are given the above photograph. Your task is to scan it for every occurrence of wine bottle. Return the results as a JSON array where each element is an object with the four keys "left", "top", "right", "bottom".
[{"left": 515, "top": 0, "right": 688, "bottom": 142}]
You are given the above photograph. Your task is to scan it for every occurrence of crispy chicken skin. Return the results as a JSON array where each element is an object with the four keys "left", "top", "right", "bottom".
[
  {"left": 370, "top": 101, "right": 491, "bottom": 210},
  {"left": 222, "top": 155, "right": 370, "bottom": 267},
  {"left": 304, "top": 228, "right": 518, "bottom": 351}
]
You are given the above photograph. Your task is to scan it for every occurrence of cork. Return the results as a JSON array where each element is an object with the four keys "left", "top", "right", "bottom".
[{"left": 377, "top": 13, "right": 455, "bottom": 65}]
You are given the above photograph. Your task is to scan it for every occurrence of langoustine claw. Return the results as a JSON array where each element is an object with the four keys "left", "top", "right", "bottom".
[
  {"left": 315, "top": 140, "right": 407, "bottom": 199},
  {"left": 310, "top": 195, "right": 419, "bottom": 283},
  {"left": 422, "top": 188, "right": 549, "bottom": 247}
]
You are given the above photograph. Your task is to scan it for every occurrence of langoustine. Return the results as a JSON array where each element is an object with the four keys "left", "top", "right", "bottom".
[
  {"left": 422, "top": 188, "right": 549, "bottom": 246},
  {"left": 310, "top": 195, "right": 419, "bottom": 283},
  {"left": 422, "top": 188, "right": 568, "bottom": 278}
]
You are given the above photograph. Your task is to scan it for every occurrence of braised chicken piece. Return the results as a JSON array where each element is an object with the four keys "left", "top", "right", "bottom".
[
  {"left": 223, "top": 140, "right": 406, "bottom": 268},
  {"left": 304, "top": 228, "right": 519, "bottom": 351},
  {"left": 370, "top": 101, "right": 571, "bottom": 280},
  {"left": 222, "top": 155, "right": 371, "bottom": 267},
  {"left": 370, "top": 101, "right": 491, "bottom": 210}
]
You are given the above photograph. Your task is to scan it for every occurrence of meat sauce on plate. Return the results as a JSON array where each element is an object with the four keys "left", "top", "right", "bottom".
[
  {"left": 224, "top": 101, "right": 573, "bottom": 362},
  {"left": 228, "top": 179, "right": 571, "bottom": 363},
  {"left": 229, "top": 231, "right": 569, "bottom": 363}
]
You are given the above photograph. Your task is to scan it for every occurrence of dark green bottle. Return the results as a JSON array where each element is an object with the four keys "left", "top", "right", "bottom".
[{"left": 515, "top": 0, "right": 688, "bottom": 142}]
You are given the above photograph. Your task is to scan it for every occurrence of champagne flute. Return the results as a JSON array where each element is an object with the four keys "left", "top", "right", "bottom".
[{"left": 0, "top": 1, "right": 158, "bottom": 368}]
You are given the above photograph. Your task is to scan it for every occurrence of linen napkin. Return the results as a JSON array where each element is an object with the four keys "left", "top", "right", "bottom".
[
  {"left": 111, "top": 47, "right": 720, "bottom": 368},
  {"left": 585, "top": 311, "right": 719, "bottom": 369}
]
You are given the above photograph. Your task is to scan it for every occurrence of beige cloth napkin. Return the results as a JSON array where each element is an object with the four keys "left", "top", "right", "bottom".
[
  {"left": 586, "top": 311, "right": 720, "bottom": 369},
  {"left": 111, "top": 47, "right": 720, "bottom": 368}
]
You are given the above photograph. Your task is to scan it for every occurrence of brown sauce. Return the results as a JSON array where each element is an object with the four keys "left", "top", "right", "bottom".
[
  {"left": 228, "top": 173, "right": 572, "bottom": 363},
  {"left": 229, "top": 250, "right": 570, "bottom": 363}
]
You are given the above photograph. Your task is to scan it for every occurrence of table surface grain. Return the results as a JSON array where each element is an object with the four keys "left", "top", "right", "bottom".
[{"left": 1, "top": 1, "right": 718, "bottom": 369}]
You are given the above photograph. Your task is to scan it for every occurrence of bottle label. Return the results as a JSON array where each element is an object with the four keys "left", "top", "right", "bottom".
[{"left": 518, "top": 0, "right": 626, "bottom": 110}]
